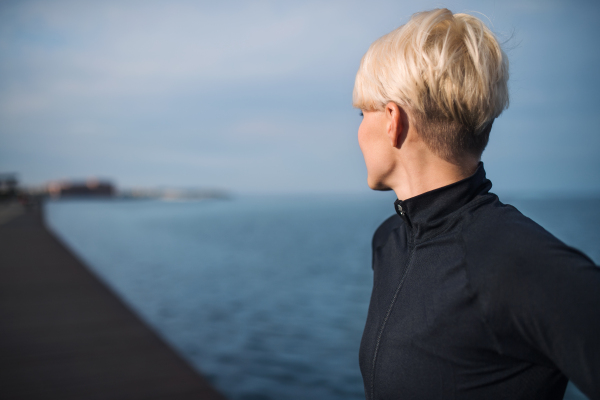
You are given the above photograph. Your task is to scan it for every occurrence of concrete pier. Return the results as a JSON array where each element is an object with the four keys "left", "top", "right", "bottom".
[{"left": 0, "top": 203, "right": 226, "bottom": 400}]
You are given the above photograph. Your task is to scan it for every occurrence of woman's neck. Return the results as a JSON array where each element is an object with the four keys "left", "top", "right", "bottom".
[{"left": 390, "top": 147, "right": 479, "bottom": 200}]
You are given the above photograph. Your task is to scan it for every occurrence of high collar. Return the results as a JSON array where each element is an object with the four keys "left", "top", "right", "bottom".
[{"left": 393, "top": 162, "right": 492, "bottom": 242}]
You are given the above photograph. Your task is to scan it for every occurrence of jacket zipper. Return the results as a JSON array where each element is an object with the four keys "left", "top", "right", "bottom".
[{"left": 369, "top": 238, "right": 416, "bottom": 399}]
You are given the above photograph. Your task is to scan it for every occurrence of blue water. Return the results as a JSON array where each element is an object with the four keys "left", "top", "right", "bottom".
[{"left": 44, "top": 194, "right": 598, "bottom": 400}]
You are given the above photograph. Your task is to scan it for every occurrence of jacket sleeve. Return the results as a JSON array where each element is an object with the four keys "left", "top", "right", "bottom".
[{"left": 485, "top": 238, "right": 600, "bottom": 400}]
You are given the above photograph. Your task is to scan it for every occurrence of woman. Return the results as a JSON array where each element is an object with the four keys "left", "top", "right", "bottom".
[{"left": 353, "top": 8, "right": 599, "bottom": 400}]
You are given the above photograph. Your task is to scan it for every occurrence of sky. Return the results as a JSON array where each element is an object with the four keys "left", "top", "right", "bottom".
[{"left": 1, "top": 0, "right": 599, "bottom": 196}]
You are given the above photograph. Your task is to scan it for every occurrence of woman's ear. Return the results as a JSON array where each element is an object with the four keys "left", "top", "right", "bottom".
[{"left": 385, "top": 102, "right": 404, "bottom": 148}]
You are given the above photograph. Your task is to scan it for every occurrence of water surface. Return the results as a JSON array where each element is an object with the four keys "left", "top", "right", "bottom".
[{"left": 45, "top": 194, "right": 598, "bottom": 400}]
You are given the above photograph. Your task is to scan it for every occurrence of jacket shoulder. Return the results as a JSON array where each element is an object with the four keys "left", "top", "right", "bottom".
[
  {"left": 462, "top": 197, "right": 593, "bottom": 268},
  {"left": 372, "top": 214, "right": 402, "bottom": 250}
]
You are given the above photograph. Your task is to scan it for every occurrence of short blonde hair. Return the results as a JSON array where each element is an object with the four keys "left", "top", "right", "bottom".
[{"left": 353, "top": 9, "right": 509, "bottom": 162}]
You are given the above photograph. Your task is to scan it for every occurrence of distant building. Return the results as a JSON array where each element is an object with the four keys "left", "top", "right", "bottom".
[
  {"left": 47, "top": 179, "right": 115, "bottom": 198},
  {"left": 0, "top": 173, "right": 18, "bottom": 200}
]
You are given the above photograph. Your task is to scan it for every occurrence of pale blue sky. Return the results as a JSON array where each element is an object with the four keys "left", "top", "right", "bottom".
[{"left": 1, "top": 0, "right": 599, "bottom": 195}]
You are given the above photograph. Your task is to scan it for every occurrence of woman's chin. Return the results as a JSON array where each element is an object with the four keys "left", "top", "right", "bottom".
[{"left": 367, "top": 179, "right": 392, "bottom": 191}]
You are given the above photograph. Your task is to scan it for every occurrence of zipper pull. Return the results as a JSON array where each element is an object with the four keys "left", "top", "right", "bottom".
[{"left": 397, "top": 204, "right": 404, "bottom": 216}]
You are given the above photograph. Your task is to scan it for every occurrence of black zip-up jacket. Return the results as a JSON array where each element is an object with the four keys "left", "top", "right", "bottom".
[{"left": 359, "top": 163, "right": 600, "bottom": 400}]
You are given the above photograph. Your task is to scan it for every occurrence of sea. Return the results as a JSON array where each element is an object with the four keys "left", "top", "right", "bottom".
[{"left": 44, "top": 194, "right": 599, "bottom": 400}]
